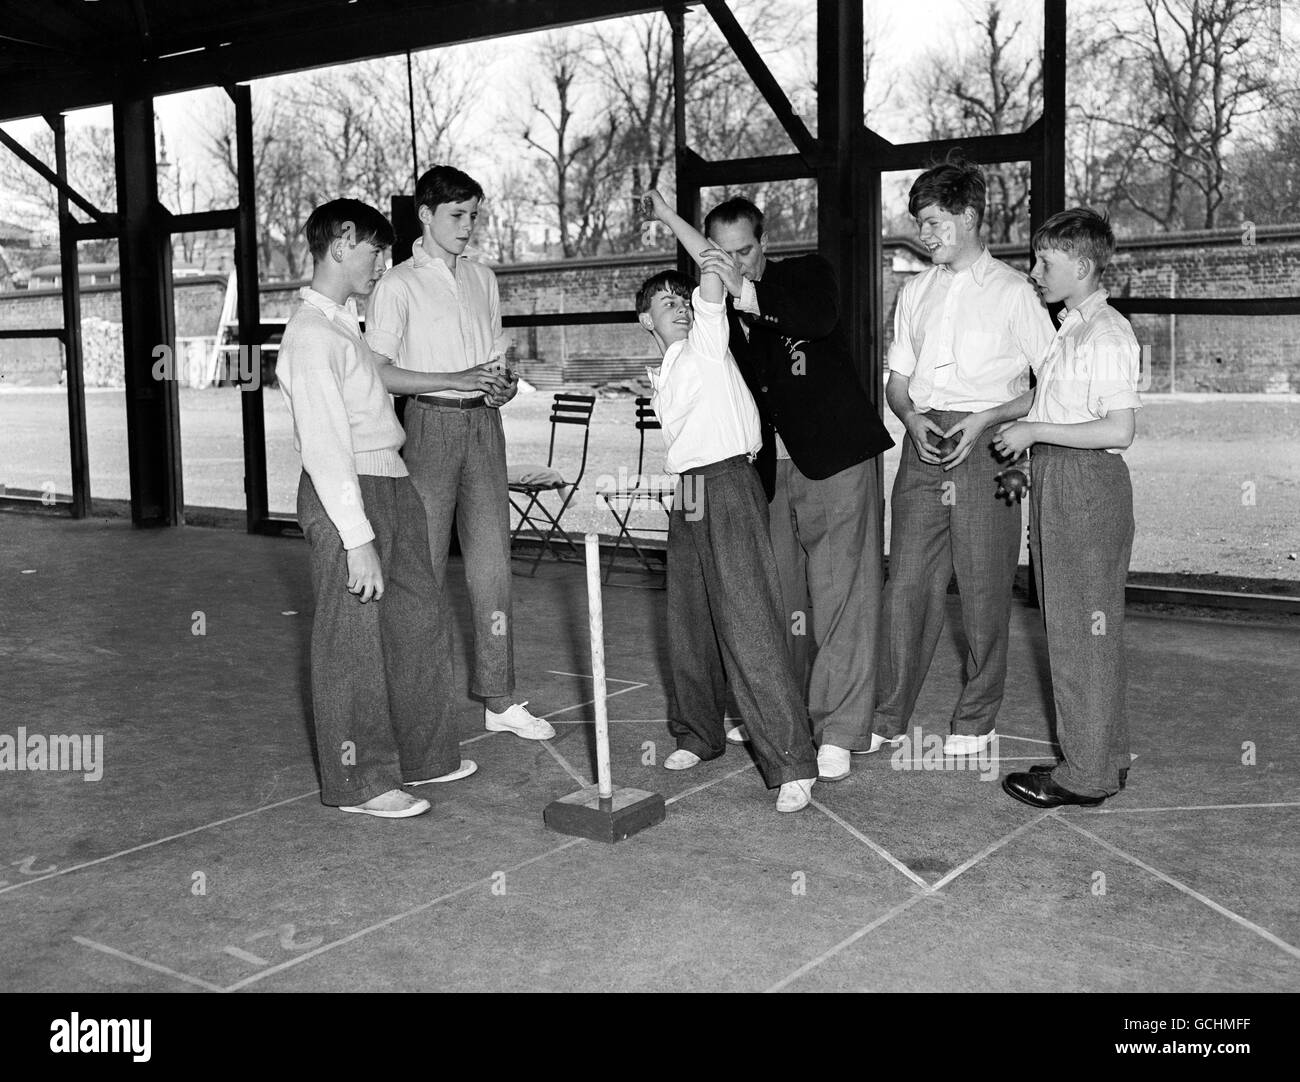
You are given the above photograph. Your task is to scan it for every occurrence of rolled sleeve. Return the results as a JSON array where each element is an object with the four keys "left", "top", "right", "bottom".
[
  {"left": 887, "top": 283, "right": 918, "bottom": 377},
  {"left": 363, "top": 275, "right": 407, "bottom": 361},
  {"left": 1088, "top": 333, "right": 1143, "bottom": 417}
]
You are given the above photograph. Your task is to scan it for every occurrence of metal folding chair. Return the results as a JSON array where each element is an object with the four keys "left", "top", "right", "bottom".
[
  {"left": 508, "top": 392, "right": 596, "bottom": 573},
  {"left": 597, "top": 397, "right": 675, "bottom": 583}
]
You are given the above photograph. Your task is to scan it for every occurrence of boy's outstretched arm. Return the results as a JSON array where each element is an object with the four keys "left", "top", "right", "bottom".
[{"left": 641, "top": 190, "right": 740, "bottom": 302}]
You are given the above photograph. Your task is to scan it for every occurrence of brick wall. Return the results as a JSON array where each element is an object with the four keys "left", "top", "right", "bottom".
[{"left": 3, "top": 228, "right": 1298, "bottom": 391}]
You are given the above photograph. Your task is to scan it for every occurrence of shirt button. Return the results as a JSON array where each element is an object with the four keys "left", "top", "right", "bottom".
[{"left": 760, "top": 385, "right": 768, "bottom": 392}]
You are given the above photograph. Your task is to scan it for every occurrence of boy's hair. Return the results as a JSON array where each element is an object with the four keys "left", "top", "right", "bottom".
[
  {"left": 704, "top": 196, "right": 764, "bottom": 241},
  {"left": 908, "top": 157, "right": 986, "bottom": 227},
  {"left": 1032, "top": 207, "right": 1117, "bottom": 272},
  {"left": 303, "top": 199, "right": 394, "bottom": 260},
  {"left": 636, "top": 269, "right": 694, "bottom": 315},
  {"left": 416, "top": 165, "right": 485, "bottom": 213}
]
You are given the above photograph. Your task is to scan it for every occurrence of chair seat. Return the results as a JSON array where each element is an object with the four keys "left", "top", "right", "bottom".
[
  {"left": 598, "top": 487, "right": 675, "bottom": 510},
  {"left": 508, "top": 463, "right": 568, "bottom": 488}
]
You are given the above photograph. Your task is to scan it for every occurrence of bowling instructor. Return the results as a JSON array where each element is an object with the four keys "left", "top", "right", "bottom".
[{"left": 868, "top": 159, "right": 1053, "bottom": 759}]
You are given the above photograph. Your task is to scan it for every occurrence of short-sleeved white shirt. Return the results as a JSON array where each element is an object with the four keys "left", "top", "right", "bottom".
[
  {"left": 364, "top": 239, "right": 510, "bottom": 399},
  {"left": 889, "top": 247, "right": 1054, "bottom": 411},
  {"left": 1026, "top": 289, "right": 1143, "bottom": 453}
]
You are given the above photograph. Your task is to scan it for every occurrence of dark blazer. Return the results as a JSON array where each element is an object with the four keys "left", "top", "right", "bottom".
[{"left": 726, "top": 253, "right": 894, "bottom": 499}]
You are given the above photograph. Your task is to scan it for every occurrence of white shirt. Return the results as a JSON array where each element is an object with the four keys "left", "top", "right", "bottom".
[
  {"left": 364, "top": 240, "right": 511, "bottom": 399},
  {"left": 647, "top": 288, "right": 761, "bottom": 474},
  {"left": 277, "top": 288, "right": 408, "bottom": 550},
  {"left": 1026, "top": 289, "right": 1143, "bottom": 453},
  {"left": 889, "top": 248, "right": 1054, "bottom": 411}
]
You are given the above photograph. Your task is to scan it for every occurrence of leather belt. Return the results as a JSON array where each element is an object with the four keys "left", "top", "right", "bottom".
[{"left": 412, "top": 394, "right": 486, "bottom": 409}]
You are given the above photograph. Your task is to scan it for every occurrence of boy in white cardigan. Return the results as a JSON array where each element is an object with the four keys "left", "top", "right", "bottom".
[{"left": 278, "top": 199, "right": 475, "bottom": 818}]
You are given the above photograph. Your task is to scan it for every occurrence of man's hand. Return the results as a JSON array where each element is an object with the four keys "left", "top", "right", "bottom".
[
  {"left": 992, "top": 420, "right": 1037, "bottom": 459},
  {"left": 346, "top": 542, "right": 384, "bottom": 603},
  {"left": 904, "top": 411, "right": 946, "bottom": 464},
  {"left": 485, "top": 368, "right": 519, "bottom": 408},
  {"left": 456, "top": 363, "right": 511, "bottom": 397},
  {"left": 939, "top": 410, "right": 993, "bottom": 472},
  {"left": 699, "top": 247, "right": 745, "bottom": 298}
]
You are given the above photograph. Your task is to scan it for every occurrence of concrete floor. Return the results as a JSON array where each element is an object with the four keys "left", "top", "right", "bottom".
[{"left": 1, "top": 513, "right": 1297, "bottom": 993}]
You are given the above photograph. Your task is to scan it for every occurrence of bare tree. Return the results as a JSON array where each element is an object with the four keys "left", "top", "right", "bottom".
[
  {"left": 910, "top": 0, "right": 1041, "bottom": 243},
  {"left": 520, "top": 33, "right": 622, "bottom": 257},
  {"left": 1086, "top": 0, "right": 1278, "bottom": 230}
]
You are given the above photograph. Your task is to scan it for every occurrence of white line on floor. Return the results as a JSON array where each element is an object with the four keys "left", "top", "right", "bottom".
[
  {"left": 545, "top": 670, "right": 644, "bottom": 687},
  {"left": 73, "top": 936, "right": 226, "bottom": 992},
  {"left": 0, "top": 789, "right": 321, "bottom": 897},
  {"left": 1082, "top": 801, "right": 1300, "bottom": 814},
  {"left": 927, "top": 813, "right": 1054, "bottom": 891},
  {"left": 221, "top": 838, "right": 591, "bottom": 991},
  {"left": 764, "top": 895, "right": 931, "bottom": 993},
  {"left": 222, "top": 946, "right": 270, "bottom": 967},
  {"left": 996, "top": 734, "right": 1057, "bottom": 747},
  {"left": 764, "top": 812, "right": 1055, "bottom": 992},
  {"left": 664, "top": 761, "right": 755, "bottom": 805},
  {"left": 809, "top": 798, "right": 931, "bottom": 891},
  {"left": 1052, "top": 815, "right": 1300, "bottom": 963},
  {"left": 540, "top": 682, "right": 648, "bottom": 720},
  {"left": 540, "top": 739, "right": 591, "bottom": 788}
]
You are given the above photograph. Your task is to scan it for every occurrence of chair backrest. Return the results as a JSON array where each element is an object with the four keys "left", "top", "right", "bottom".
[
  {"left": 633, "top": 396, "right": 660, "bottom": 479},
  {"left": 546, "top": 393, "right": 596, "bottom": 483}
]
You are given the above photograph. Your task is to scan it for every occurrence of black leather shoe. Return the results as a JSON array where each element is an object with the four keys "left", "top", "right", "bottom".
[
  {"left": 1029, "top": 763, "right": 1127, "bottom": 790},
  {"left": 1002, "top": 770, "right": 1106, "bottom": 808}
]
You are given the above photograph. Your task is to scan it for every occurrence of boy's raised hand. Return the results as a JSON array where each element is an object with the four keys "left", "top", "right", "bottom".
[
  {"left": 699, "top": 248, "right": 744, "bottom": 298},
  {"left": 346, "top": 542, "right": 384, "bottom": 603},
  {"left": 638, "top": 189, "right": 669, "bottom": 221}
]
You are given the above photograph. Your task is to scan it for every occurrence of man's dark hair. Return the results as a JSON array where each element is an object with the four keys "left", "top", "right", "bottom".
[
  {"left": 908, "top": 157, "right": 987, "bottom": 228},
  {"left": 704, "top": 196, "right": 764, "bottom": 241},
  {"left": 416, "top": 165, "right": 485, "bottom": 213},
  {"left": 1032, "top": 207, "right": 1117, "bottom": 272},
  {"left": 303, "top": 198, "right": 395, "bottom": 260},
  {"left": 636, "top": 269, "right": 694, "bottom": 315}
]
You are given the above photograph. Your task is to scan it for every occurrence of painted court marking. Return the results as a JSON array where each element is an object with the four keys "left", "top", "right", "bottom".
[
  {"left": 809, "top": 798, "right": 931, "bottom": 891},
  {"left": 1084, "top": 801, "right": 1300, "bottom": 815},
  {"left": 1052, "top": 814, "right": 1300, "bottom": 963},
  {"left": 222, "top": 946, "right": 271, "bottom": 967},
  {"left": 73, "top": 937, "right": 226, "bottom": 993},
  {"left": 766, "top": 811, "right": 1055, "bottom": 992},
  {"left": 0, "top": 789, "right": 321, "bottom": 897}
]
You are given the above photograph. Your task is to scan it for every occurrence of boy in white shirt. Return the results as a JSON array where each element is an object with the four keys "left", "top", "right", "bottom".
[
  {"left": 994, "top": 208, "right": 1141, "bottom": 807},
  {"left": 639, "top": 190, "right": 818, "bottom": 813},
  {"left": 366, "top": 166, "right": 554, "bottom": 743},
  {"left": 278, "top": 198, "right": 472, "bottom": 819}
]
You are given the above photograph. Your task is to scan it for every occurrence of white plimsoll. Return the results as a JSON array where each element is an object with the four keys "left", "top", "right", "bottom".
[
  {"left": 816, "top": 744, "right": 851, "bottom": 782},
  {"left": 776, "top": 778, "right": 815, "bottom": 813},
  {"left": 407, "top": 759, "right": 478, "bottom": 786},
  {"left": 664, "top": 749, "right": 702, "bottom": 770},
  {"left": 859, "top": 732, "right": 906, "bottom": 754},
  {"left": 725, "top": 725, "right": 749, "bottom": 744},
  {"left": 485, "top": 702, "right": 556, "bottom": 740},
  {"left": 943, "top": 730, "right": 997, "bottom": 756},
  {"left": 339, "top": 790, "right": 431, "bottom": 818}
]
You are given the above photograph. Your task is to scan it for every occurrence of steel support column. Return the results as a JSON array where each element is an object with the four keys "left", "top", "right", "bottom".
[
  {"left": 113, "top": 95, "right": 181, "bottom": 527},
  {"left": 50, "top": 113, "right": 91, "bottom": 518},
  {"left": 233, "top": 84, "right": 268, "bottom": 533},
  {"left": 668, "top": 5, "right": 698, "bottom": 277}
]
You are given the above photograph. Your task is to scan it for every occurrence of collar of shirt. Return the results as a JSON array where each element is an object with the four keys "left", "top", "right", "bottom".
[
  {"left": 938, "top": 246, "right": 993, "bottom": 286},
  {"left": 299, "top": 286, "right": 359, "bottom": 328},
  {"left": 1057, "top": 287, "right": 1110, "bottom": 327},
  {"left": 411, "top": 238, "right": 461, "bottom": 281}
]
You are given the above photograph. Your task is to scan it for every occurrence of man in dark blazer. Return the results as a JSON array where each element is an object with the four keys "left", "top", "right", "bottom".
[{"left": 703, "top": 197, "right": 894, "bottom": 782}]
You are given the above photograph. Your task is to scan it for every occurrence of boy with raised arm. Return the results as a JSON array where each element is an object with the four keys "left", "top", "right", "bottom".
[
  {"left": 638, "top": 190, "right": 818, "bottom": 813},
  {"left": 277, "top": 198, "right": 472, "bottom": 819},
  {"left": 995, "top": 208, "right": 1141, "bottom": 808}
]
